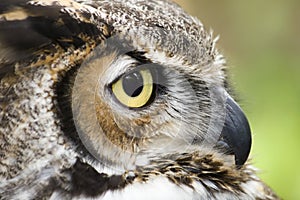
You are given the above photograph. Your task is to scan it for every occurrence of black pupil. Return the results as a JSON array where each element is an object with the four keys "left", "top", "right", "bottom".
[{"left": 122, "top": 71, "right": 144, "bottom": 97}]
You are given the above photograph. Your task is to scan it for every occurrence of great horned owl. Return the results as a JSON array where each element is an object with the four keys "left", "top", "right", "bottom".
[{"left": 0, "top": 0, "right": 279, "bottom": 199}]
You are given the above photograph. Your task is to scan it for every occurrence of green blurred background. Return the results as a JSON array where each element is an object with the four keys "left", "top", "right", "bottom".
[{"left": 174, "top": 0, "right": 300, "bottom": 199}]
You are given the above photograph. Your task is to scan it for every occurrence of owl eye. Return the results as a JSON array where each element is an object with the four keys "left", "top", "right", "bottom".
[{"left": 111, "top": 69, "right": 155, "bottom": 108}]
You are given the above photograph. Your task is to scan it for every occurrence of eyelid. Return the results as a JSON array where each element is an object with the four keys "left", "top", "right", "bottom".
[
  {"left": 109, "top": 63, "right": 152, "bottom": 85},
  {"left": 104, "top": 55, "right": 139, "bottom": 86}
]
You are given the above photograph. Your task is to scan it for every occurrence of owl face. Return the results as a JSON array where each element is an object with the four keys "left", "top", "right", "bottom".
[
  {"left": 0, "top": 0, "right": 258, "bottom": 199},
  {"left": 67, "top": 33, "right": 250, "bottom": 170}
]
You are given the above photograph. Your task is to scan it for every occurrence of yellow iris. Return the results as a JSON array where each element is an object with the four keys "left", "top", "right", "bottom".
[{"left": 112, "top": 69, "right": 153, "bottom": 108}]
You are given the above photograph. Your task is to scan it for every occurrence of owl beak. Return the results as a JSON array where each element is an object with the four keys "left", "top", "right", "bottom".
[{"left": 219, "top": 97, "right": 252, "bottom": 167}]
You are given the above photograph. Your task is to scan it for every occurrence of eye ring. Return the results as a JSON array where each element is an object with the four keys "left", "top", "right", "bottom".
[{"left": 111, "top": 69, "right": 154, "bottom": 108}]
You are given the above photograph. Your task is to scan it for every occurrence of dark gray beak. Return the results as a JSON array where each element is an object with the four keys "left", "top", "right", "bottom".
[{"left": 219, "top": 97, "right": 252, "bottom": 167}]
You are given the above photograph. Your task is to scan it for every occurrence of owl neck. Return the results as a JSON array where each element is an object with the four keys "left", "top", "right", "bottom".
[{"left": 64, "top": 150, "right": 255, "bottom": 199}]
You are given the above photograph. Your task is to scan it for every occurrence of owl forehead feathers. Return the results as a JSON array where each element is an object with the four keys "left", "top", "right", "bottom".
[
  {"left": 0, "top": 0, "right": 225, "bottom": 85},
  {"left": 91, "top": 0, "right": 226, "bottom": 84}
]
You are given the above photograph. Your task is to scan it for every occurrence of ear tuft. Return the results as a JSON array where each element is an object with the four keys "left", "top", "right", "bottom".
[{"left": 0, "top": 1, "right": 110, "bottom": 76}]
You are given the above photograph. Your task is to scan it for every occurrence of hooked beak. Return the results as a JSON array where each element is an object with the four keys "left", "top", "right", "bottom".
[{"left": 218, "top": 96, "right": 252, "bottom": 167}]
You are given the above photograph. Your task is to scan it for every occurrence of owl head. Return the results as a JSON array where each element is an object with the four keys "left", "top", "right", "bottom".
[{"left": 0, "top": 0, "right": 255, "bottom": 198}]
